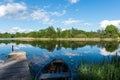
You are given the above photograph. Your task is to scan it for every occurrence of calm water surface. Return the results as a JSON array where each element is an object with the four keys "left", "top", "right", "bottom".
[{"left": 0, "top": 40, "right": 120, "bottom": 79}]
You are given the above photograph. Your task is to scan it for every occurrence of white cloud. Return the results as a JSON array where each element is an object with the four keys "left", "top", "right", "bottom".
[
  {"left": 31, "top": 10, "right": 54, "bottom": 24},
  {"left": 70, "top": 0, "right": 79, "bottom": 4},
  {"left": 62, "top": 18, "right": 80, "bottom": 25},
  {"left": 0, "top": 2, "right": 27, "bottom": 17},
  {"left": 63, "top": 51, "right": 80, "bottom": 57},
  {"left": 10, "top": 27, "right": 34, "bottom": 33},
  {"left": 31, "top": 10, "right": 48, "bottom": 20},
  {"left": 13, "top": 44, "right": 33, "bottom": 50},
  {"left": 83, "top": 23, "right": 92, "bottom": 27},
  {"left": 17, "top": 44, "right": 33, "bottom": 48},
  {"left": 0, "top": 43, "right": 6, "bottom": 47},
  {"left": 0, "top": 2, "right": 55, "bottom": 24},
  {"left": 100, "top": 20, "right": 120, "bottom": 28},
  {"left": 51, "top": 10, "right": 66, "bottom": 16},
  {"left": 62, "top": 18, "right": 92, "bottom": 27},
  {"left": 100, "top": 48, "right": 120, "bottom": 56}
]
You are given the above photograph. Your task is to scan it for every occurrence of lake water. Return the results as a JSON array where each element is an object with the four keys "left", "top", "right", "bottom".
[{"left": 0, "top": 40, "right": 120, "bottom": 80}]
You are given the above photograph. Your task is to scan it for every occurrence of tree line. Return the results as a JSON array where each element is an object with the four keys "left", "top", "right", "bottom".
[{"left": 0, "top": 25, "right": 119, "bottom": 38}]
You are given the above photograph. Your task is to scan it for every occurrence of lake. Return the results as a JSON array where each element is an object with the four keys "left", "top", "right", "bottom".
[{"left": 0, "top": 40, "right": 120, "bottom": 80}]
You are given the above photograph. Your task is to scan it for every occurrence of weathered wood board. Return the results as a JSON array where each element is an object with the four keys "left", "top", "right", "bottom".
[{"left": 0, "top": 52, "right": 31, "bottom": 80}]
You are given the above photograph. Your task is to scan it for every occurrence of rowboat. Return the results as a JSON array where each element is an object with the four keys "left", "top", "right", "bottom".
[{"left": 35, "top": 58, "right": 72, "bottom": 80}]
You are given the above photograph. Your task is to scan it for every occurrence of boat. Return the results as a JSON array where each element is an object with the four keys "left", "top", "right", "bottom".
[{"left": 35, "top": 58, "right": 72, "bottom": 80}]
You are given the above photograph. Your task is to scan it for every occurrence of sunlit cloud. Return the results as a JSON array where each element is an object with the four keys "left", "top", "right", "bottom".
[
  {"left": 0, "top": 1, "right": 55, "bottom": 24},
  {"left": 0, "top": 43, "right": 6, "bottom": 47},
  {"left": 83, "top": 23, "right": 92, "bottom": 27},
  {"left": 69, "top": 0, "right": 79, "bottom": 4},
  {"left": 62, "top": 18, "right": 92, "bottom": 27},
  {"left": 10, "top": 27, "right": 34, "bottom": 33},
  {"left": 28, "top": 52, "right": 52, "bottom": 64},
  {"left": 50, "top": 10, "right": 66, "bottom": 16},
  {"left": 14, "top": 44, "right": 33, "bottom": 50},
  {"left": 62, "top": 18, "right": 80, "bottom": 25},
  {"left": 31, "top": 10, "right": 55, "bottom": 24},
  {"left": 0, "top": 2, "right": 27, "bottom": 17},
  {"left": 99, "top": 48, "right": 120, "bottom": 56},
  {"left": 0, "top": 27, "right": 35, "bottom": 33},
  {"left": 7, "top": 43, "right": 33, "bottom": 50},
  {"left": 63, "top": 51, "right": 80, "bottom": 58},
  {"left": 100, "top": 20, "right": 120, "bottom": 28}
]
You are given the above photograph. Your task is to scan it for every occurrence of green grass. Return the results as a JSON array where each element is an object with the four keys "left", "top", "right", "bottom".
[{"left": 79, "top": 61, "right": 120, "bottom": 80}]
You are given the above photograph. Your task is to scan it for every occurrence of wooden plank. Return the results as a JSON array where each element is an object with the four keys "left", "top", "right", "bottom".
[
  {"left": 0, "top": 52, "right": 31, "bottom": 80},
  {"left": 0, "top": 67, "right": 29, "bottom": 76},
  {"left": 0, "top": 61, "right": 28, "bottom": 69},
  {"left": 40, "top": 72, "right": 71, "bottom": 79},
  {"left": 0, "top": 71, "right": 30, "bottom": 79}
]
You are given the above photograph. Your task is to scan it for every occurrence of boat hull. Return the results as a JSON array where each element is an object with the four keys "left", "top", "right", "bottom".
[{"left": 35, "top": 58, "right": 72, "bottom": 80}]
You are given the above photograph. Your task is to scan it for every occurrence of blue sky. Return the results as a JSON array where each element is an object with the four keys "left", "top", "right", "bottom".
[{"left": 0, "top": 0, "right": 120, "bottom": 33}]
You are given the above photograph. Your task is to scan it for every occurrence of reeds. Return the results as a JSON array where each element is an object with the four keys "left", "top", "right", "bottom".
[{"left": 79, "top": 58, "right": 120, "bottom": 80}]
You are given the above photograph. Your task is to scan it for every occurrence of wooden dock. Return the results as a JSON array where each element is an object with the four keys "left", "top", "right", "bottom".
[{"left": 0, "top": 52, "right": 31, "bottom": 80}]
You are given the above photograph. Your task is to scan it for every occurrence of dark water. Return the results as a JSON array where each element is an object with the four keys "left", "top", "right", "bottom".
[{"left": 0, "top": 40, "right": 120, "bottom": 80}]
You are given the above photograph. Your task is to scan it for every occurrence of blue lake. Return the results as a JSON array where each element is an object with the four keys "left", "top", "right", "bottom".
[{"left": 0, "top": 41, "right": 120, "bottom": 80}]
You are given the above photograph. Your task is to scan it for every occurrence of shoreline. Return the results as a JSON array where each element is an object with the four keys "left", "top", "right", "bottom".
[{"left": 0, "top": 38, "right": 120, "bottom": 41}]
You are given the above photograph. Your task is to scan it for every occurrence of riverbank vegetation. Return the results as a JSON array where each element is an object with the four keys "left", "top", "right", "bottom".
[
  {"left": 0, "top": 25, "right": 120, "bottom": 38},
  {"left": 79, "top": 56, "right": 120, "bottom": 80}
]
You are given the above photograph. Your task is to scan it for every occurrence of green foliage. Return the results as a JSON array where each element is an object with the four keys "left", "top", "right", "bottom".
[
  {"left": 105, "top": 42, "right": 119, "bottom": 52},
  {"left": 61, "top": 30, "right": 71, "bottom": 38},
  {"left": 105, "top": 25, "right": 119, "bottom": 38},
  {"left": 79, "top": 57, "right": 120, "bottom": 80},
  {"left": 97, "top": 30, "right": 105, "bottom": 38},
  {"left": 71, "top": 28, "right": 87, "bottom": 38},
  {"left": 0, "top": 25, "right": 120, "bottom": 38},
  {"left": 56, "top": 28, "right": 62, "bottom": 38},
  {"left": 45, "top": 26, "right": 57, "bottom": 38}
]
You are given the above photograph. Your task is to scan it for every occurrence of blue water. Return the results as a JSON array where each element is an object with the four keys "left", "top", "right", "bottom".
[{"left": 0, "top": 41, "right": 120, "bottom": 79}]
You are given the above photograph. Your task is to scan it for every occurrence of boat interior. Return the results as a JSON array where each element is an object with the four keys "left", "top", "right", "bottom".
[
  {"left": 43, "top": 59, "right": 69, "bottom": 73},
  {"left": 39, "top": 59, "right": 71, "bottom": 80}
]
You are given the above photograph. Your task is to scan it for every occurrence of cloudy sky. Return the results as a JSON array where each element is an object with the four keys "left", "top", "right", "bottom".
[{"left": 0, "top": 0, "right": 120, "bottom": 33}]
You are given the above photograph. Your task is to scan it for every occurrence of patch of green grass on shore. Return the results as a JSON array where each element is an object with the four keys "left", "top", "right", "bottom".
[{"left": 79, "top": 62, "right": 120, "bottom": 80}]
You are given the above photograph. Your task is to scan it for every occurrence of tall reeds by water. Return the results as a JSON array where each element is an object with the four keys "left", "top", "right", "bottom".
[{"left": 79, "top": 56, "right": 120, "bottom": 80}]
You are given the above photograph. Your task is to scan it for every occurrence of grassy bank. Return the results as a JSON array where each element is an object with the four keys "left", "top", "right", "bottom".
[
  {"left": 79, "top": 63, "right": 120, "bottom": 80},
  {"left": 78, "top": 56, "right": 120, "bottom": 80},
  {"left": 1, "top": 38, "right": 120, "bottom": 41}
]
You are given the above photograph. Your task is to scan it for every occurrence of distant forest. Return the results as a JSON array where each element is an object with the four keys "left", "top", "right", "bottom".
[{"left": 0, "top": 25, "right": 119, "bottom": 38}]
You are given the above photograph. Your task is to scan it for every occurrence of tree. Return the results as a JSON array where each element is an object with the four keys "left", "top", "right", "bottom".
[
  {"left": 105, "top": 25, "right": 119, "bottom": 38},
  {"left": 3, "top": 32, "right": 11, "bottom": 38},
  {"left": 28, "top": 31, "right": 38, "bottom": 38},
  {"left": 38, "top": 29, "right": 47, "bottom": 38},
  {"left": 56, "top": 28, "right": 62, "bottom": 38},
  {"left": 46, "top": 26, "right": 57, "bottom": 38},
  {"left": 97, "top": 30, "right": 105, "bottom": 38},
  {"left": 61, "top": 30, "right": 71, "bottom": 38}
]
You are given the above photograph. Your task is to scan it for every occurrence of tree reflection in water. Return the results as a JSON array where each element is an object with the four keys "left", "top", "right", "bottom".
[
  {"left": 0, "top": 40, "right": 120, "bottom": 80},
  {"left": 0, "top": 41, "right": 119, "bottom": 53}
]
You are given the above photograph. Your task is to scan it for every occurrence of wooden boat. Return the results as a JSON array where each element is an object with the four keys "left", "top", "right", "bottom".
[{"left": 35, "top": 58, "right": 72, "bottom": 80}]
